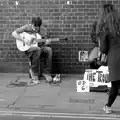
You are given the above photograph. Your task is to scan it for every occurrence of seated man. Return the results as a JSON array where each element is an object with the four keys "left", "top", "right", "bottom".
[{"left": 12, "top": 17, "right": 52, "bottom": 84}]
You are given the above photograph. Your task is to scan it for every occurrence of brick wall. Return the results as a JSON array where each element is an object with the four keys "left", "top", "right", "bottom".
[{"left": 0, "top": 0, "right": 119, "bottom": 74}]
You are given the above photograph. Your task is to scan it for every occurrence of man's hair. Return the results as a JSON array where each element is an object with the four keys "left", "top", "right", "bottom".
[
  {"left": 98, "top": 4, "right": 120, "bottom": 37},
  {"left": 32, "top": 17, "right": 42, "bottom": 27},
  {"left": 103, "top": 4, "right": 115, "bottom": 13}
]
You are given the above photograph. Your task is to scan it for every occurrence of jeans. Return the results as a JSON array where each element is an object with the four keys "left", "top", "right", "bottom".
[
  {"left": 25, "top": 46, "right": 52, "bottom": 77},
  {"left": 106, "top": 81, "right": 120, "bottom": 107}
]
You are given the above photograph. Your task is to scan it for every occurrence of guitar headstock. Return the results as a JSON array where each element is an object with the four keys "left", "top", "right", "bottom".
[
  {"left": 59, "top": 37, "right": 68, "bottom": 42},
  {"left": 64, "top": 37, "right": 68, "bottom": 42}
]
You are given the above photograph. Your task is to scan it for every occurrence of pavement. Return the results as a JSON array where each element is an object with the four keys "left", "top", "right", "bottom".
[{"left": 0, "top": 73, "right": 120, "bottom": 119}]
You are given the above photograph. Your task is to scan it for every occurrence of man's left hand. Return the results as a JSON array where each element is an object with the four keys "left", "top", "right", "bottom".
[{"left": 45, "top": 39, "right": 51, "bottom": 45}]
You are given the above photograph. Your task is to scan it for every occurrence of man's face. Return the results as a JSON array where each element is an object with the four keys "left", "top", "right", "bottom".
[{"left": 34, "top": 26, "right": 40, "bottom": 32}]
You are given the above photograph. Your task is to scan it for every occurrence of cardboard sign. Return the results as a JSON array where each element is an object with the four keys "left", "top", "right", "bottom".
[
  {"left": 76, "top": 80, "right": 90, "bottom": 92},
  {"left": 78, "top": 51, "right": 88, "bottom": 61},
  {"left": 84, "top": 67, "right": 111, "bottom": 88}
]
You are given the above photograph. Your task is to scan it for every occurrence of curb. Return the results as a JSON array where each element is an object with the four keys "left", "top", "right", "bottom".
[{"left": 0, "top": 110, "right": 120, "bottom": 119}]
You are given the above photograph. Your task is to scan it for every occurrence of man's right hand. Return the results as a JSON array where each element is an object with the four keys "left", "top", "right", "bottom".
[
  {"left": 24, "top": 40, "right": 31, "bottom": 46},
  {"left": 22, "top": 35, "right": 36, "bottom": 46}
]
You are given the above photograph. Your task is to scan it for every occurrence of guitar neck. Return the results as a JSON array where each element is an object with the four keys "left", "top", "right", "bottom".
[{"left": 36, "top": 38, "right": 59, "bottom": 42}]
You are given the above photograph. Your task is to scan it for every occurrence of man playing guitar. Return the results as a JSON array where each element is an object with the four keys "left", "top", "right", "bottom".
[{"left": 12, "top": 17, "right": 52, "bottom": 84}]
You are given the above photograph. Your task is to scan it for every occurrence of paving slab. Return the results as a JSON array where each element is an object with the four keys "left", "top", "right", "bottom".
[
  {"left": 0, "top": 73, "right": 120, "bottom": 115},
  {"left": 0, "top": 73, "right": 27, "bottom": 108}
]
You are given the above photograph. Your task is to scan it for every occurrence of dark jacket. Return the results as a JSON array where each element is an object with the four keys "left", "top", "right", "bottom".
[
  {"left": 90, "top": 21, "right": 99, "bottom": 46},
  {"left": 100, "top": 13, "right": 120, "bottom": 81}
]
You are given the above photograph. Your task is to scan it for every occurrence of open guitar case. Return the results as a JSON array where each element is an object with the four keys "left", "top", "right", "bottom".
[
  {"left": 89, "top": 58, "right": 110, "bottom": 93},
  {"left": 89, "top": 60, "right": 120, "bottom": 95}
]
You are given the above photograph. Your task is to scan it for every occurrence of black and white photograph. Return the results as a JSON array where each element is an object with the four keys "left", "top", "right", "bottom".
[{"left": 0, "top": 0, "right": 120, "bottom": 120}]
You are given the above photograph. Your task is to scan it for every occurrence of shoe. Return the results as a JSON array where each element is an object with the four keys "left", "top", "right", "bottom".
[
  {"left": 29, "top": 68, "right": 39, "bottom": 80},
  {"left": 103, "top": 105, "right": 112, "bottom": 114},
  {"left": 30, "top": 79, "right": 40, "bottom": 84},
  {"left": 29, "top": 68, "right": 40, "bottom": 83},
  {"left": 53, "top": 74, "right": 61, "bottom": 83},
  {"left": 43, "top": 73, "right": 52, "bottom": 82}
]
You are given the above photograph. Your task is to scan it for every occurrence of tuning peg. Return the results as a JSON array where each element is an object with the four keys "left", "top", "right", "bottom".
[{"left": 65, "top": 37, "right": 68, "bottom": 41}]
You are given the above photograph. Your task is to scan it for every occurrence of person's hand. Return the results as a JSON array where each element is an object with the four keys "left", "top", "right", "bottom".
[
  {"left": 25, "top": 36, "right": 36, "bottom": 46},
  {"left": 30, "top": 35, "right": 36, "bottom": 44},
  {"left": 23, "top": 39, "right": 31, "bottom": 46},
  {"left": 45, "top": 39, "right": 51, "bottom": 45},
  {"left": 25, "top": 41, "right": 31, "bottom": 46},
  {"left": 30, "top": 37, "right": 36, "bottom": 44}
]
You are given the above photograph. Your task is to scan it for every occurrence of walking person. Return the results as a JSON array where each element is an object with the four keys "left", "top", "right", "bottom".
[{"left": 99, "top": 4, "right": 120, "bottom": 114}]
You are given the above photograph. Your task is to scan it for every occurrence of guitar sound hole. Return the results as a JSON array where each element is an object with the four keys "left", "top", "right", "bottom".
[{"left": 23, "top": 42, "right": 25, "bottom": 46}]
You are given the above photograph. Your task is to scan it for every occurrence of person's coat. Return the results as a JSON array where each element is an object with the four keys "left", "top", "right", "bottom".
[{"left": 100, "top": 13, "right": 120, "bottom": 82}]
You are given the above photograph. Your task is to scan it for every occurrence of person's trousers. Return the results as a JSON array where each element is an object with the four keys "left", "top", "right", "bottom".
[
  {"left": 106, "top": 80, "right": 120, "bottom": 107},
  {"left": 25, "top": 46, "right": 52, "bottom": 77}
]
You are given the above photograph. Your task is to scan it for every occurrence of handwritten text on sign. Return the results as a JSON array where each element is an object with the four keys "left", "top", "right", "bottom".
[
  {"left": 87, "top": 71, "right": 109, "bottom": 83},
  {"left": 76, "top": 80, "right": 89, "bottom": 92},
  {"left": 84, "top": 69, "right": 111, "bottom": 88}
]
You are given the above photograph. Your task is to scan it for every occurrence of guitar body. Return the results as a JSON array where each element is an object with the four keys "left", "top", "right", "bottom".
[
  {"left": 16, "top": 32, "right": 41, "bottom": 51},
  {"left": 16, "top": 32, "right": 68, "bottom": 51}
]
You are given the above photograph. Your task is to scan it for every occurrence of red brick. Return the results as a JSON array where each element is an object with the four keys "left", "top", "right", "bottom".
[
  {"left": 66, "top": 8, "right": 71, "bottom": 12},
  {"left": 75, "top": 12, "right": 84, "bottom": 16},
  {"left": 106, "top": 1, "right": 113, "bottom": 4},
  {"left": 75, "top": 5, "right": 85, "bottom": 8},
  {"left": 60, "top": 8, "right": 66, "bottom": 12},
  {"left": 78, "top": 1, "right": 83, "bottom": 4},
  {"left": 75, "top": 28, "right": 86, "bottom": 32},
  {"left": 51, "top": 28, "right": 62, "bottom": 32},
  {"left": 72, "top": 8, "right": 77, "bottom": 12},
  {"left": 95, "top": 1, "right": 101, "bottom": 4},
  {"left": 60, "top": 0, "right": 66, "bottom": 4},
  {"left": 87, "top": 12, "right": 97, "bottom": 16},
  {"left": 101, "top": 0, "right": 107, "bottom": 4},
  {"left": 63, "top": 28, "right": 74, "bottom": 32},
  {"left": 63, "top": 5, "right": 71, "bottom": 8},
  {"left": 87, "top": 5, "right": 97, "bottom": 8},
  {"left": 52, "top": 12, "right": 62, "bottom": 16},
  {"left": 64, "top": 20, "right": 75, "bottom": 24},
  {"left": 75, "top": 36, "right": 86, "bottom": 40},
  {"left": 72, "top": 0, "right": 78, "bottom": 4},
  {"left": 75, "top": 20, "right": 85, "bottom": 24}
]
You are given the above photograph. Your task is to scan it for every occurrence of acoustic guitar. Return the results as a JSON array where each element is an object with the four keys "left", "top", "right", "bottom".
[{"left": 16, "top": 32, "right": 67, "bottom": 51}]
